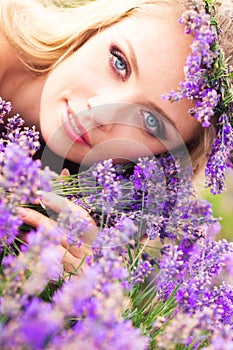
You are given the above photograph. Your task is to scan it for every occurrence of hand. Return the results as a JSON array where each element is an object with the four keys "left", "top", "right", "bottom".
[{"left": 17, "top": 192, "right": 97, "bottom": 276}]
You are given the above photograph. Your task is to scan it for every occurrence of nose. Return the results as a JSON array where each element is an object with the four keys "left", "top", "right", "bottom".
[
  {"left": 87, "top": 96, "right": 138, "bottom": 129},
  {"left": 87, "top": 95, "right": 109, "bottom": 109},
  {"left": 87, "top": 96, "right": 117, "bottom": 130}
]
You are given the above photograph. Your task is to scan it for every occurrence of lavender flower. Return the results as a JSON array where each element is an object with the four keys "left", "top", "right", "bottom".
[
  {"left": 51, "top": 222, "right": 148, "bottom": 349},
  {"left": 162, "top": 0, "right": 233, "bottom": 195},
  {"left": 130, "top": 157, "right": 167, "bottom": 216},
  {"left": 128, "top": 155, "right": 193, "bottom": 240},
  {"left": 0, "top": 298, "right": 63, "bottom": 350},
  {"left": 49, "top": 318, "right": 148, "bottom": 350},
  {"left": 189, "top": 88, "right": 219, "bottom": 127},
  {"left": 163, "top": 2, "right": 218, "bottom": 127},
  {"left": 0, "top": 143, "right": 53, "bottom": 204},
  {"left": 92, "top": 159, "right": 122, "bottom": 214},
  {"left": 155, "top": 307, "right": 216, "bottom": 349},
  {"left": 158, "top": 236, "right": 233, "bottom": 317},
  {"left": 130, "top": 259, "right": 154, "bottom": 284},
  {"left": 131, "top": 157, "right": 164, "bottom": 192},
  {"left": 0, "top": 255, "right": 29, "bottom": 318},
  {"left": 205, "top": 114, "right": 233, "bottom": 194},
  {"left": 0, "top": 199, "right": 22, "bottom": 250},
  {"left": 204, "top": 325, "right": 233, "bottom": 350},
  {"left": 3, "top": 114, "right": 40, "bottom": 155},
  {"left": 19, "top": 299, "right": 62, "bottom": 348},
  {"left": 203, "top": 282, "right": 233, "bottom": 326},
  {"left": 93, "top": 215, "right": 137, "bottom": 250},
  {"left": 11, "top": 225, "right": 64, "bottom": 295},
  {"left": 55, "top": 207, "right": 93, "bottom": 247},
  {"left": 0, "top": 97, "right": 12, "bottom": 120}
]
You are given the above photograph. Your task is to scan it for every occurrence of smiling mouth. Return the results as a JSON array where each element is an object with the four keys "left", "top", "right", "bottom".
[{"left": 62, "top": 104, "right": 90, "bottom": 146}]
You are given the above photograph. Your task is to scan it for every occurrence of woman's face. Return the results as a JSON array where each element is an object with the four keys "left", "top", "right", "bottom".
[{"left": 40, "top": 7, "right": 199, "bottom": 166}]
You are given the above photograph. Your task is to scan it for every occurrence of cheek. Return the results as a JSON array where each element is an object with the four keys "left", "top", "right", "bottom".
[
  {"left": 44, "top": 57, "right": 79, "bottom": 92},
  {"left": 111, "top": 126, "right": 164, "bottom": 157},
  {"left": 178, "top": 120, "right": 200, "bottom": 143}
]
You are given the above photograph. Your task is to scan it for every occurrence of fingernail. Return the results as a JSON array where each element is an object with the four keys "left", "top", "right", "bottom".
[
  {"left": 16, "top": 207, "right": 29, "bottom": 218},
  {"left": 61, "top": 168, "right": 70, "bottom": 176}
]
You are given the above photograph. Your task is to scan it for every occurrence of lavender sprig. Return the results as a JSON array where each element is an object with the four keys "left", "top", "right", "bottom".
[
  {"left": 0, "top": 97, "right": 12, "bottom": 120},
  {"left": 162, "top": 0, "right": 218, "bottom": 127},
  {"left": 162, "top": 0, "right": 233, "bottom": 194},
  {"left": 205, "top": 114, "right": 233, "bottom": 194}
]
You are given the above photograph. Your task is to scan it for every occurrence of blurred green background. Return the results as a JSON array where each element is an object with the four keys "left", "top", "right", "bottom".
[{"left": 195, "top": 169, "right": 233, "bottom": 241}]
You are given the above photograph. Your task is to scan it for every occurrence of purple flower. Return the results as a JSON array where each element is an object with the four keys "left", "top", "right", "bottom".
[
  {"left": 2, "top": 114, "right": 40, "bottom": 155},
  {"left": 209, "top": 325, "right": 233, "bottom": 350},
  {"left": 92, "top": 159, "right": 122, "bottom": 214},
  {"left": 18, "top": 226, "right": 64, "bottom": 294},
  {"left": 162, "top": 2, "right": 219, "bottom": 127},
  {"left": 176, "top": 239, "right": 233, "bottom": 313},
  {"left": 51, "top": 229, "right": 149, "bottom": 349},
  {"left": 156, "top": 226, "right": 233, "bottom": 314},
  {"left": 131, "top": 157, "right": 163, "bottom": 192},
  {"left": 19, "top": 298, "right": 62, "bottom": 349},
  {"left": 0, "top": 97, "right": 12, "bottom": 120},
  {"left": 0, "top": 200, "right": 22, "bottom": 250},
  {"left": 203, "top": 282, "right": 233, "bottom": 326},
  {"left": 190, "top": 88, "right": 219, "bottom": 127},
  {"left": 205, "top": 114, "right": 233, "bottom": 194},
  {"left": 130, "top": 259, "right": 154, "bottom": 284},
  {"left": 93, "top": 215, "right": 137, "bottom": 250},
  {"left": 56, "top": 207, "right": 93, "bottom": 246},
  {"left": 0, "top": 143, "right": 53, "bottom": 204},
  {"left": 50, "top": 318, "right": 148, "bottom": 350}
]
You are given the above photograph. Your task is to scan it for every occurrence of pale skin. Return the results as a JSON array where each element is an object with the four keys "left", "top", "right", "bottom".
[{"left": 0, "top": 6, "right": 200, "bottom": 273}]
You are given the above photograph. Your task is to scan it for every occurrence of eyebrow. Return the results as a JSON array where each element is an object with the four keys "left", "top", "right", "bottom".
[{"left": 122, "top": 36, "right": 178, "bottom": 130}]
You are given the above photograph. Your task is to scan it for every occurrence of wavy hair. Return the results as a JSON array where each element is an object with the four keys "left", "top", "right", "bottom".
[{"left": 0, "top": 0, "right": 174, "bottom": 74}]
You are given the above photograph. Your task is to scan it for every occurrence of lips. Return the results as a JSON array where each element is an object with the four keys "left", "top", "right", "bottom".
[{"left": 62, "top": 103, "right": 90, "bottom": 146}]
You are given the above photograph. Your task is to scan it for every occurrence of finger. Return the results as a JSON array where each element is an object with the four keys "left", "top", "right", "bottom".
[
  {"left": 60, "top": 168, "right": 70, "bottom": 177},
  {"left": 17, "top": 206, "right": 96, "bottom": 247},
  {"left": 40, "top": 192, "right": 98, "bottom": 244},
  {"left": 41, "top": 192, "right": 92, "bottom": 220},
  {"left": 59, "top": 168, "right": 70, "bottom": 183},
  {"left": 16, "top": 207, "right": 56, "bottom": 230},
  {"left": 61, "top": 240, "right": 93, "bottom": 262},
  {"left": 58, "top": 245, "right": 89, "bottom": 275},
  {"left": 16, "top": 208, "right": 94, "bottom": 273}
]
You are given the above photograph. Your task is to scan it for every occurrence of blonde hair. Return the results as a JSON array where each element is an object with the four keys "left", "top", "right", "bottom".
[
  {"left": 0, "top": 0, "right": 232, "bottom": 172},
  {"left": 0, "top": 0, "right": 174, "bottom": 74}
]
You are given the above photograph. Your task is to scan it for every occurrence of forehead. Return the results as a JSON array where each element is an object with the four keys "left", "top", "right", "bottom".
[{"left": 110, "top": 7, "right": 192, "bottom": 88}]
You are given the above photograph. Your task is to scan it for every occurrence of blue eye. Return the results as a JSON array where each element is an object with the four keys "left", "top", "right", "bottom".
[
  {"left": 109, "top": 47, "right": 129, "bottom": 82},
  {"left": 141, "top": 110, "right": 165, "bottom": 138},
  {"left": 113, "top": 54, "right": 126, "bottom": 71},
  {"left": 146, "top": 114, "right": 159, "bottom": 128}
]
